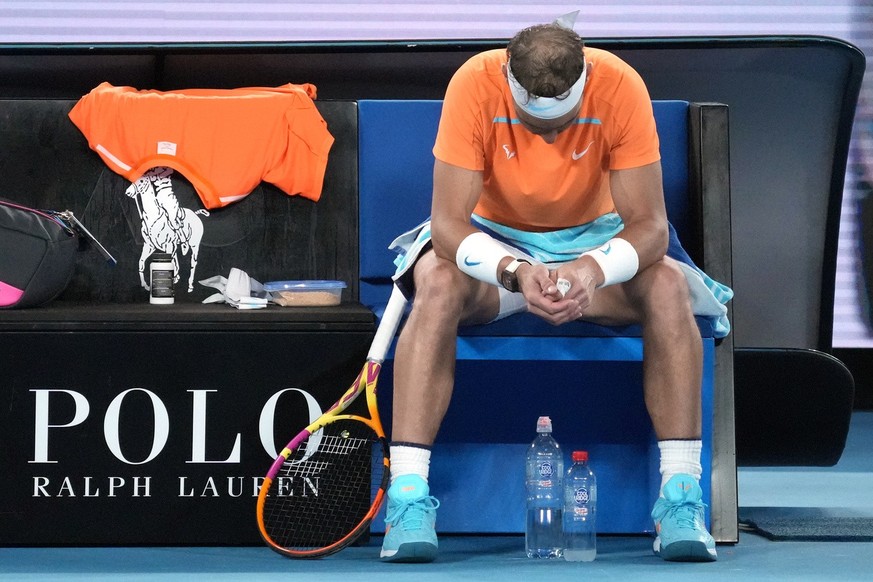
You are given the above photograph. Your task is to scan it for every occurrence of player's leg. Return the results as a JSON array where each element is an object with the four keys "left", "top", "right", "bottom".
[
  {"left": 381, "top": 249, "right": 498, "bottom": 563},
  {"left": 625, "top": 258, "right": 716, "bottom": 562},
  {"left": 585, "top": 257, "right": 716, "bottom": 562}
]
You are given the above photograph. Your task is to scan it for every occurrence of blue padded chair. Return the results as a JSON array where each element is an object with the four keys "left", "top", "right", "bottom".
[{"left": 358, "top": 99, "right": 721, "bottom": 535}]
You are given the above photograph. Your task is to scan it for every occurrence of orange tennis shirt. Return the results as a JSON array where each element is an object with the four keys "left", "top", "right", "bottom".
[
  {"left": 433, "top": 48, "right": 660, "bottom": 230},
  {"left": 69, "top": 82, "right": 334, "bottom": 209}
]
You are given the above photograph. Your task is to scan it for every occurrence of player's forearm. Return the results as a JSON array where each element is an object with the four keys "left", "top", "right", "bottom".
[
  {"left": 430, "top": 217, "right": 479, "bottom": 263},
  {"left": 572, "top": 217, "right": 667, "bottom": 288},
  {"left": 616, "top": 216, "right": 668, "bottom": 271}
]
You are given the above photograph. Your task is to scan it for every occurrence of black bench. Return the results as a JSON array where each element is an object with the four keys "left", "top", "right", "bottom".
[{"left": 0, "top": 98, "right": 375, "bottom": 545}]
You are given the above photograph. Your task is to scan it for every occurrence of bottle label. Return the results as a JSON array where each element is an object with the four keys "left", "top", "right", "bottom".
[
  {"left": 573, "top": 486, "right": 590, "bottom": 516},
  {"left": 537, "top": 460, "right": 555, "bottom": 486},
  {"left": 151, "top": 269, "right": 175, "bottom": 297}
]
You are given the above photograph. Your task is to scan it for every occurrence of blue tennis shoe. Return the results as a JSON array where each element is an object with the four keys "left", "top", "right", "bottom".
[
  {"left": 380, "top": 475, "right": 440, "bottom": 563},
  {"left": 651, "top": 474, "right": 718, "bottom": 562}
]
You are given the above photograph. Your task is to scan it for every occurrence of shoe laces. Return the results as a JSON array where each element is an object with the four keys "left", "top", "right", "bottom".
[
  {"left": 385, "top": 496, "right": 440, "bottom": 530},
  {"left": 654, "top": 498, "right": 708, "bottom": 530}
]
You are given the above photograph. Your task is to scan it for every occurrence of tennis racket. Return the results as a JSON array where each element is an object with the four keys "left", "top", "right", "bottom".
[{"left": 257, "top": 286, "right": 407, "bottom": 558}]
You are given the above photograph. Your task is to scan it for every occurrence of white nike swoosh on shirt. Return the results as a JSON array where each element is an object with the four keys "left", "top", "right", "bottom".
[{"left": 572, "top": 141, "right": 595, "bottom": 160}]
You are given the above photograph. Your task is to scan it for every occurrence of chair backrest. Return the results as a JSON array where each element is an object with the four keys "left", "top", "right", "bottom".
[{"left": 358, "top": 99, "right": 690, "bottom": 308}]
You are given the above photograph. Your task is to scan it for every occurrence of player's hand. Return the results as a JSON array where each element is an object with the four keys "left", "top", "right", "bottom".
[
  {"left": 549, "top": 259, "right": 601, "bottom": 322},
  {"left": 518, "top": 263, "right": 580, "bottom": 325}
]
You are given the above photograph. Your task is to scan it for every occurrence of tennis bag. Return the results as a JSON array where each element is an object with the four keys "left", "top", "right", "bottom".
[{"left": 0, "top": 198, "right": 78, "bottom": 309}]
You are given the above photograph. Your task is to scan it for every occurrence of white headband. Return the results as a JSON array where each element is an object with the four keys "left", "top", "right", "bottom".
[{"left": 507, "top": 59, "right": 586, "bottom": 120}]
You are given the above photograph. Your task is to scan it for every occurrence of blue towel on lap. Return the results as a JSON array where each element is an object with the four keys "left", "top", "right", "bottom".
[{"left": 389, "top": 214, "right": 733, "bottom": 338}]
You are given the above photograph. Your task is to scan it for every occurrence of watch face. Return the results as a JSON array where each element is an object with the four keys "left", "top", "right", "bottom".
[{"left": 501, "top": 270, "right": 518, "bottom": 292}]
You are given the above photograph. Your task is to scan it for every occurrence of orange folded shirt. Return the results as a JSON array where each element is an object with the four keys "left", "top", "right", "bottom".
[{"left": 69, "top": 82, "right": 334, "bottom": 209}]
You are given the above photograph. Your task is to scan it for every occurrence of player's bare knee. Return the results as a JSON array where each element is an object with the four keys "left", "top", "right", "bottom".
[
  {"left": 412, "top": 252, "right": 472, "bottom": 312},
  {"left": 639, "top": 259, "right": 692, "bottom": 317}
]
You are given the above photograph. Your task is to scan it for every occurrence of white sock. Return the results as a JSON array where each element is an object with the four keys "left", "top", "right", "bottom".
[
  {"left": 389, "top": 443, "right": 431, "bottom": 484},
  {"left": 658, "top": 439, "right": 702, "bottom": 493}
]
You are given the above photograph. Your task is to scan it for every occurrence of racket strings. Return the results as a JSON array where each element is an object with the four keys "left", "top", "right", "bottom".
[
  {"left": 299, "top": 432, "right": 372, "bottom": 458},
  {"left": 261, "top": 419, "right": 387, "bottom": 552}
]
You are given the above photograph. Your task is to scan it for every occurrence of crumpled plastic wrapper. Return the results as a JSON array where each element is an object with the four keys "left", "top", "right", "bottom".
[{"left": 199, "top": 268, "right": 269, "bottom": 309}]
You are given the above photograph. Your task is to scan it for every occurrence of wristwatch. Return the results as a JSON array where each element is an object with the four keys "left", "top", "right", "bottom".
[{"left": 500, "top": 259, "right": 531, "bottom": 292}]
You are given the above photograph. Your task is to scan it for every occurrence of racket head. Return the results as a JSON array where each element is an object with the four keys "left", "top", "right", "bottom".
[{"left": 257, "top": 416, "right": 390, "bottom": 558}]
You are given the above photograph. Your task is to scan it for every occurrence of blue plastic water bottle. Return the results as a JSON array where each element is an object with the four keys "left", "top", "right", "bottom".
[{"left": 525, "top": 416, "right": 563, "bottom": 558}]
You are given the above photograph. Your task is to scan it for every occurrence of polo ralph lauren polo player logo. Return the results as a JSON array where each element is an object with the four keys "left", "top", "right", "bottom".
[{"left": 125, "top": 167, "right": 209, "bottom": 294}]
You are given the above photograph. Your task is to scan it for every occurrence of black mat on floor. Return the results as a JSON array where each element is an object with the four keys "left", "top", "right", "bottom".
[{"left": 740, "top": 507, "right": 873, "bottom": 541}]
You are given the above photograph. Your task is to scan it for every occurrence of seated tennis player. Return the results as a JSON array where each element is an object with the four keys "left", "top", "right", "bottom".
[{"left": 380, "top": 13, "right": 732, "bottom": 563}]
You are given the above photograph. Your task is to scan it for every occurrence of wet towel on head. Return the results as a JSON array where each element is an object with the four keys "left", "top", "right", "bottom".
[
  {"left": 69, "top": 82, "right": 334, "bottom": 210},
  {"left": 389, "top": 213, "right": 733, "bottom": 337}
]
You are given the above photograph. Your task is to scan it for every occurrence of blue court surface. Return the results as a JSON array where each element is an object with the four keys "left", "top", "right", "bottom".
[{"left": 2, "top": 412, "right": 872, "bottom": 582}]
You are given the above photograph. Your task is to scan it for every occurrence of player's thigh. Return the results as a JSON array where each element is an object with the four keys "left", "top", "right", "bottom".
[
  {"left": 412, "top": 249, "right": 500, "bottom": 324},
  {"left": 582, "top": 256, "right": 690, "bottom": 326}
]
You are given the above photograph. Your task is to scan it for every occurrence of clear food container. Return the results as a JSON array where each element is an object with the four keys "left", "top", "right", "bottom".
[{"left": 263, "top": 280, "right": 346, "bottom": 306}]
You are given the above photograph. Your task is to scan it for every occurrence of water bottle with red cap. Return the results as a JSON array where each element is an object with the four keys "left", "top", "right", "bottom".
[{"left": 563, "top": 450, "right": 597, "bottom": 561}]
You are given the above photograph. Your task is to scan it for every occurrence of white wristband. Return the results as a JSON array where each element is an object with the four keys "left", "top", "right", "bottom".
[
  {"left": 455, "top": 231, "right": 509, "bottom": 286},
  {"left": 582, "top": 237, "right": 639, "bottom": 287}
]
